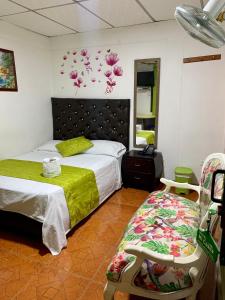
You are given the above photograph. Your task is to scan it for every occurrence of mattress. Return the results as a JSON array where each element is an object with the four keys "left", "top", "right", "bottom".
[
  {"left": 136, "top": 136, "right": 148, "bottom": 145},
  {"left": 136, "top": 130, "right": 155, "bottom": 145},
  {"left": 0, "top": 149, "right": 122, "bottom": 255}
]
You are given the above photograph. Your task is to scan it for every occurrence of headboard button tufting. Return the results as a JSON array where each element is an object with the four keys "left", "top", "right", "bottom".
[{"left": 51, "top": 98, "right": 130, "bottom": 149}]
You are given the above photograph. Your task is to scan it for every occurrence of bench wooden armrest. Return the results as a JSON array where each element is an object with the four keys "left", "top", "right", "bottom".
[
  {"left": 160, "top": 178, "right": 200, "bottom": 196},
  {"left": 125, "top": 245, "right": 202, "bottom": 269}
]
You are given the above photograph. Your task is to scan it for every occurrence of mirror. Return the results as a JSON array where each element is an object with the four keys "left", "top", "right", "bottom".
[{"left": 134, "top": 58, "right": 160, "bottom": 148}]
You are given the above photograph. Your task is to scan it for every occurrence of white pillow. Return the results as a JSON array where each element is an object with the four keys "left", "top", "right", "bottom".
[
  {"left": 35, "top": 140, "right": 61, "bottom": 152},
  {"left": 84, "top": 140, "right": 126, "bottom": 158}
]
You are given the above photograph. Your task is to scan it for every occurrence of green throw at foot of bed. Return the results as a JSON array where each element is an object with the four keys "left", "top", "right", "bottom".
[
  {"left": 136, "top": 130, "right": 155, "bottom": 144},
  {"left": 0, "top": 159, "right": 99, "bottom": 227}
]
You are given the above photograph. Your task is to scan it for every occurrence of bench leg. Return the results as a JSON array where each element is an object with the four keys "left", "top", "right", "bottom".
[{"left": 104, "top": 282, "right": 116, "bottom": 300}]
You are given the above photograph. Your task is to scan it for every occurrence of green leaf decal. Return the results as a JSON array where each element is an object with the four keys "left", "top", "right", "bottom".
[
  {"left": 124, "top": 234, "right": 141, "bottom": 241},
  {"left": 142, "top": 241, "right": 169, "bottom": 254},
  {"left": 176, "top": 225, "right": 196, "bottom": 237},
  {"left": 157, "top": 208, "right": 176, "bottom": 218},
  {"left": 128, "top": 256, "right": 136, "bottom": 262},
  {"left": 183, "top": 274, "right": 192, "bottom": 286},
  {"left": 126, "top": 223, "right": 132, "bottom": 231},
  {"left": 160, "top": 282, "right": 179, "bottom": 292},
  {"left": 142, "top": 204, "right": 154, "bottom": 209},
  {"left": 156, "top": 192, "right": 164, "bottom": 198},
  {"left": 145, "top": 217, "right": 155, "bottom": 225},
  {"left": 180, "top": 199, "right": 195, "bottom": 207},
  {"left": 203, "top": 174, "right": 211, "bottom": 189}
]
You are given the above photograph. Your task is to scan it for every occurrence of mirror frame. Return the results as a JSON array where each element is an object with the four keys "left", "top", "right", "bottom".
[{"left": 133, "top": 58, "right": 161, "bottom": 148}]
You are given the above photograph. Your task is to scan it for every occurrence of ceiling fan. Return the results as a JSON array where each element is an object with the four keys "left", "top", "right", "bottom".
[{"left": 175, "top": 0, "right": 225, "bottom": 48}]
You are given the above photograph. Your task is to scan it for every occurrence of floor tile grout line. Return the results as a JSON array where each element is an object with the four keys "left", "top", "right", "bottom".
[
  {"left": 10, "top": 273, "right": 36, "bottom": 300},
  {"left": 76, "top": 252, "right": 109, "bottom": 300}
]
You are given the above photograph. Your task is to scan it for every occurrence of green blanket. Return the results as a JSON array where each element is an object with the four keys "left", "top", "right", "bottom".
[
  {"left": 0, "top": 159, "right": 99, "bottom": 227},
  {"left": 136, "top": 130, "right": 155, "bottom": 144}
]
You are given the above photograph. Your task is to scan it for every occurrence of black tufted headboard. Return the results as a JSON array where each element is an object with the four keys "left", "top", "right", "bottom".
[{"left": 51, "top": 98, "right": 130, "bottom": 149}]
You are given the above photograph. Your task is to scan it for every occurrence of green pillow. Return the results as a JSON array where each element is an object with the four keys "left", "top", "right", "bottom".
[{"left": 56, "top": 136, "right": 93, "bottom": 157}]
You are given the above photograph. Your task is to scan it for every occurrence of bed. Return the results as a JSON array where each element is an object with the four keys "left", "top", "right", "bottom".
[
  {"left": 0, "top": 98, "right": 130, "bottom": 255},
  {"left": 136, "top": 130, "right": 155, "bottom": 145}
]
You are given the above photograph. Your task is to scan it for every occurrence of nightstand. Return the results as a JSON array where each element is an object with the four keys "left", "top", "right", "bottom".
[{"left": 122, "top": 150, "right": 163, "bottom": 192}]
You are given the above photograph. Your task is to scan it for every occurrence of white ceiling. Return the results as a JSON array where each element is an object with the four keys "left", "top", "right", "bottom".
[{"left": 0, "top": 0, "right": 205, "bottom": 37}]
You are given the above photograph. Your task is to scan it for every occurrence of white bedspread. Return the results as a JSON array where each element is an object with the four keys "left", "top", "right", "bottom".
[{"left": 0, "top": 150, "right": 122, "bottom": 255}]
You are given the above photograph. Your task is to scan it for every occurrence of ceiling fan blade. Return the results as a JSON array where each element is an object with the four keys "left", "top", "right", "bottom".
[{"left": 175, "top": 3, "right": 225, "bottom": 48}]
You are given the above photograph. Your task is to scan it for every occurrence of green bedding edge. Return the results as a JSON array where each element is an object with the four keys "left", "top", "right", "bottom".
[
  {"left": 0, "top": 159, "right": 99, "bottom": 228},
  {"left": 136, "top": 130, "right": 155, "bottom": 144}
]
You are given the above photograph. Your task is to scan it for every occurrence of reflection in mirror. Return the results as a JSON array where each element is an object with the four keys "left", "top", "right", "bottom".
[{"left": 134, "top": 58, "right": 160, "bottom": 148}]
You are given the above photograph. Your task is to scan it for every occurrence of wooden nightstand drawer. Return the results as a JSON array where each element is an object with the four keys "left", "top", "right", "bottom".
[
  {"left": 126, "top": 157, "right": 154, "bottom": 173},
  {"left": 126, "top": 171, "right": 154, "bottom": 186}
]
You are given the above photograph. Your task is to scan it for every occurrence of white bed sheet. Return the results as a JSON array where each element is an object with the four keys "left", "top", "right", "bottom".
[
  {"left": 0, "top": 150, "right": 122, "bottom": 255},
  {"left": 136, "top": 136, "right": 147, "bottom": 145}
]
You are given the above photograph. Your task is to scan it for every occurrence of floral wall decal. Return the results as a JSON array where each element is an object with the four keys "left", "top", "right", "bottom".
[
  {"left": 104, "top": 53, "right": 123, "bottom": 93},
  {"left": 59, "top": 48, "right": 123, "bottom": 94}
]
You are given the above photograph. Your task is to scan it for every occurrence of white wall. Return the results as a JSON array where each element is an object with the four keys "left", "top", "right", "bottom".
[
  {"left": 49, "top": 20, "right": 225, "bottom": 180},
  {"left": 0, "top": 21, "right": 52, "bottom": 158}
]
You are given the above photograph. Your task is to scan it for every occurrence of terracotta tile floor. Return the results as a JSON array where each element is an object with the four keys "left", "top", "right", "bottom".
[{"left": 0, "top": 187, "right": 199, "bottom": 300}]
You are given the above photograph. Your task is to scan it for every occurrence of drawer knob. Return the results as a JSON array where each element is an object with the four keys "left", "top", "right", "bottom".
[
  {"left": 134, "top": 176, "right": 141, "bottom": 180},
  {"left": 135, "top": 164, "right": 141, "bottom": 167}
]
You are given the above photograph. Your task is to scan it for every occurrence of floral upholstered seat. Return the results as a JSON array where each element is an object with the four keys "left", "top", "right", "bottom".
[
  {"left": 106, "top": 191, "right": 200, "bottom": 292},
  {"left": 105, "top": 153, "right": 225, "bottom": 300}
]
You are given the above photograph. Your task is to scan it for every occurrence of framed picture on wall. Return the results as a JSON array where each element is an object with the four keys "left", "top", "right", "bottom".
[{"left": 0, "top": 48, "right": 18, "bottom": 91}]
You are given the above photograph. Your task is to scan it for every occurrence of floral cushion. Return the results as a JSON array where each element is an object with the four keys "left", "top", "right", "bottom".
[{"left": 106, "top": 191, "right": 200, "bottom": 293}]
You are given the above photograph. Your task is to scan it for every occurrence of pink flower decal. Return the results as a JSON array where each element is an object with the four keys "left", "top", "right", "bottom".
[
  {"left": 84, "top": 60, "right": 92, "bottom": 73},
  {"left": 74, "top": 77, "right": 83, "bottom": 88},
  {"left": 170, "top": 244, "right": 181, "bottom": 257},
  {"left": 105, "top": 52, "right": 119, "bottom": 66},
  {"left": 104, "top": 52, "right": 123, "bottom": 93},
  {"left": 152, "top": 264, "right": 168, "bottom": 277},
  {"left": 113, "top": 66, "right": 123, "bottom": 76},
  {"left": 107, "top": 80, "right": 116, "bottom": 87},
  {"left": 74, "top": 82, "right": 80, "bottom": 88},
  {"left": 70, "top": 71, "right": 83, "bottom": 90},
  {"left": 79, "top": 49, "right": 92, "bottom": 73},
  {"left": 105, "top": 70, "right": 112, "bottom": 78},
  {"left": 80, "top": 49, "right": 88, "bottom": 57},
  {"left": 172, "top": 269, "right": 185, "bottom": 280},
  {"left": 77, "top": 77, "right": 83, "bottom": 84},
  {"left": 70, "top": 70, "right": 78, "bottom": 80},
  {"left": 59, "top": 48, "right": 123, "bottom": 94},
  {"left": 134, "top": 224, "right": 146, "bottom": 234}
]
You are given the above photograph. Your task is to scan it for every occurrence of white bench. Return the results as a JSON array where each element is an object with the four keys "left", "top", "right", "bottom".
[{"left": 104, "top": 153, "right": 225, "bottom": 300}]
